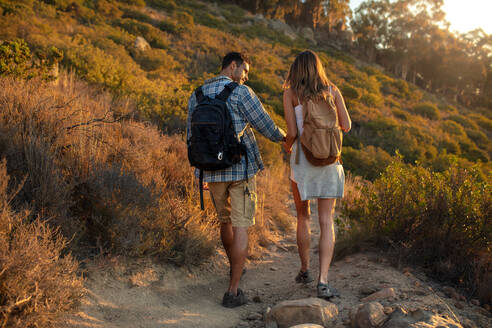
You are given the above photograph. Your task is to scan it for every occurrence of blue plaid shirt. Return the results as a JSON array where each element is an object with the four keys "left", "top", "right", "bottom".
[{"left": 187, "top": 75, "right": 286, "bottom": 182}]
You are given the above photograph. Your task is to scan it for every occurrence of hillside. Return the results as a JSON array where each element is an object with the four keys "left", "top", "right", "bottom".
[
  {"left": 0, "top": 0, "right": 490, "bottom": 327},
  {"left": 0, "top": 0, "right": 490, "bottom": 179}
]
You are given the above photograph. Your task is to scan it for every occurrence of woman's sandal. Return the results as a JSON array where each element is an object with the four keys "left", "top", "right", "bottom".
[
  {"left": 317, "top": 282, "right": 340, "bottom": 300},
  {"left": 295, "top": 270, "right": 314, "bottom": 283}
]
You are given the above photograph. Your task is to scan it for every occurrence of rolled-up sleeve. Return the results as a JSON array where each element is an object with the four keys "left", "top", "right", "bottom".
[{"left": 238, "top": 86, "right": 285, "bottom": 142}]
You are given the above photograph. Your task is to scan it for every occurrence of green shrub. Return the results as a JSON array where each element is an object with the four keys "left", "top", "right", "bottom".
[
  {"left": 364, "top": 118, "right": 426, "bottom": 164},
  {"left": 0, "top": 39, "right": 31, "bottom": 78},
  {"left": 0, "top": 39, "right": 62, "bottom": 81},
  {"left": 440, "top": 120, "right": 466, "bottom": 136},
  {"left": 458, "top": 137, "right": 489, "bottom": 162},
  {"left": 115, "top": 18, "right": 169, "bottom": 49},
  {"left": 176, "top": 11, "right": 194, "bottom": 27},
  {"left": 95, "top": 0, "right": 123, "bottom": 18},
  {"left": 392, "top": 79, "right": 411, "bottom": 98},
  {"left": 147, "top": 0, "right": 177, "bottom": 11},
  {"left": 118, "top": 0, "right": 146, "bottom": 7},
  {"left": 392, "top": 108, "right": 408, "bottom": 121},
  {"left": 341, "top": 159, "right": 491, "bottom": 293},
  {"left": 247, "top": 71, "right": 282, "bottom": 95},
  {"left": 157, "top": 19, "right": 180, "bottom": 34},
  {"left": 466, "top": 129, "right": 488, "bottom": 149},
  {"left": 122, "top": 7, "right": 155, "bottom": 24},
  {"left": 448, "top": 114, "right": 479, "bottom": 130},
  {"left": 412, "top": 102, "right": 440, "bottom": 120},
  {"left": 220, "top": 3, "right": 247, "bottom": 23},
  {"left": 348, "top": 71, "right": 380, "bottom": 94},
  {"left": 63, "top": 43, "right": 132, "bottom": 90},
  {"left": 343, "top": 146, "right": 393, "bottom": 181},
  {"left": 438, "top": 137, "right": 461, "bottom": 155},
  {"left": 131, "top": 48, "right": 177, "bottom": 71},
  {"left": 340, "top": 84, "right": 360, "bottom": 100},
  {"left": 192, "top": 11, "right": 227, "bottom": 30},
  {"left": 469, "top": 113, "right": 492, "bottom": 133},
  {"left": 361, "top": 92, "right": 383, "bottom": 107},
  {"left": 438, "top": 103, "right": 457, "bottom": 113}
]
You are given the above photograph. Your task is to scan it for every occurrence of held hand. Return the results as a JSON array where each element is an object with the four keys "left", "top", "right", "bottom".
[{"left": 282, "top": 141, "right": 292, "bottom": 154}]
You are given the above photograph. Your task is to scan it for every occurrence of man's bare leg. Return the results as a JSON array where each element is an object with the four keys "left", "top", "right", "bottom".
[
  {"left": 220, "top": 222, "right": 233, "bottom": 266},
  {"left": 228, "top": 226, "right": 248, "bottom": 295}
]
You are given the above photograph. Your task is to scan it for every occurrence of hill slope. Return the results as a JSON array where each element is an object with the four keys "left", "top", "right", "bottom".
[{"left": 0, "top": 0, "right": 490, "bottom": 179}]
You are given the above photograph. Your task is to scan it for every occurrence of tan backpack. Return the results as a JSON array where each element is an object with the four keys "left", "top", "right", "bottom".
[{"left": 296, "top": 89, "right": 342, "bottom": 166}]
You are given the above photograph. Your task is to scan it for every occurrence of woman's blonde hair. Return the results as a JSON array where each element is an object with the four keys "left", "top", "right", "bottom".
[{"left": 283, "top": 50, "right": 333, "bottom": 103}]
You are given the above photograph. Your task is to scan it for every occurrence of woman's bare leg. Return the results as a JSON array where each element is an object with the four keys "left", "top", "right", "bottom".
[
  {"left": 317, "top": 198, "right": 336, "bottom": 284},
  {"left": 291, "top": 179, "right": 311, "bottom": 272}
]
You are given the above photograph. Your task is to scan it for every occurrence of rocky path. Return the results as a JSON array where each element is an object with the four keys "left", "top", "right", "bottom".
[{"left": 64, "top": 202, "right": 491, "bottom": 328}]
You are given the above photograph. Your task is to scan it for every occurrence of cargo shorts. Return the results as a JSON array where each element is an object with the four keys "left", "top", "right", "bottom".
[{"left": 208, "top": 177, "right": 257, "bottom": 227}]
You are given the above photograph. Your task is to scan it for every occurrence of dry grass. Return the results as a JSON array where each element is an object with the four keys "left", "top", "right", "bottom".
[
  {"left": 0, "top": 160, "right": 84, "bottom": 328},
  {"left": 0, "top": 73, "right": 293, "bottom": 264},
  {"left": 250, "top": 161, "right": 294, "bottom": 258}
]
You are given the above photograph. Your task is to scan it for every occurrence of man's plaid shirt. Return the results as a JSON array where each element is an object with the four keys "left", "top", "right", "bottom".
[{"left": 187, "top": 75, "right": 285, "bottom": 182}]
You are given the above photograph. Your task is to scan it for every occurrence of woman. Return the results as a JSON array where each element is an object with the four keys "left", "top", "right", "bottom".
[{"left": 282, "top": 50, "right": 351, "bottom": 299}]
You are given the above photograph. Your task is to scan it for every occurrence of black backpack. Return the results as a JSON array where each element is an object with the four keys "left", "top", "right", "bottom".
[{"left": 188, "top": 82, "right": 247, "bottom": 209}]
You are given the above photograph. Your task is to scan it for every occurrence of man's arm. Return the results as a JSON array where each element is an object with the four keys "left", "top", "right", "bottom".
[{"left": 238, "top": 86, "right": 285, "bottom": 142}]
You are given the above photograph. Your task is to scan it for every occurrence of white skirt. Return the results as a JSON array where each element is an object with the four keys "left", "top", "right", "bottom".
[{"left": 290, "top": 142, "right": 345, "bottom": 201}]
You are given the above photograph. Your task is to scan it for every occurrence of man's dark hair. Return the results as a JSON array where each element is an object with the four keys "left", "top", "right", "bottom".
[{"left": 221, "top": 52, "right": 249, "bottom": 70}]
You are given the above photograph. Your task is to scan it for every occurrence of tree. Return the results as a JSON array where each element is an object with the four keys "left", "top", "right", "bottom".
[{"left": 321, "top": 0, "right": 352, "bottom": 32}]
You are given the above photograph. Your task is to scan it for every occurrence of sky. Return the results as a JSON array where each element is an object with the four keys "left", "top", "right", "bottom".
[{"left": 349, "top": 0, "right": 492, "bottom": 35}]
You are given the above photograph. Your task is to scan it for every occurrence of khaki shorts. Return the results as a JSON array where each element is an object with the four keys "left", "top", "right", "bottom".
[{"left": 208, "top": 177, "right": 257, "bottom": 227}]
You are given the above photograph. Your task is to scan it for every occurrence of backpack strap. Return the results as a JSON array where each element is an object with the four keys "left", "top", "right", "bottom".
[
  {"left": 216, "top": 82, "right": 238, "bottom": 101},
  {"left": 199, "top": 169, "right": 204, "bottom": 210},
  {"left": 196, "top": 86, "right": 205, "bottom": 103}
]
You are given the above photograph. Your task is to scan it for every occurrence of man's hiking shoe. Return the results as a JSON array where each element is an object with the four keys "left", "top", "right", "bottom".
[
  {"left": 317, "top": 282, "right": 339, "bottom": 300},
  {"left": 295, "top": 270, "right": 314, "bottom": 283},
  {"left": 222, "top": 288, "right": 248, "bottom": 308}
]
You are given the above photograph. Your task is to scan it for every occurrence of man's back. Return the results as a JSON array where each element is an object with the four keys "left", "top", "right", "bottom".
[{"left": 187, "top": 75, "right": 285, "bottom": 183}]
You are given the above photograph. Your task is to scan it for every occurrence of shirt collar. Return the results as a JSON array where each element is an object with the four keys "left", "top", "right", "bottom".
[{"left": 204, "top": 75, "right": 233, "bottom": 85}]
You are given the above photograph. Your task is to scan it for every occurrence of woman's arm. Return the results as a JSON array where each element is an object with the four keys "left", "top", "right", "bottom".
[
  {"left": 333, "top": 86, "right": 351, "bottom": 132},
  {"left": 283, "top": 88, "right": 298, "bottom": 151}
]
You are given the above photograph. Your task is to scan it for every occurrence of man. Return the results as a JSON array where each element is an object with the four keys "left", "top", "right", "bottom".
[{"left": 187, "top": 52, "right": 285, "bottom": 308}]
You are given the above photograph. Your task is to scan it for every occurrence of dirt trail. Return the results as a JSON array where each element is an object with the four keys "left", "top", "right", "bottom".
[{"left": 64, "top": 202, "right": 491, "bottom": 328}]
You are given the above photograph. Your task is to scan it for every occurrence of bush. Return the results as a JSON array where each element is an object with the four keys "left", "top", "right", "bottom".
[
  {"left": 131, "top": 48, "right": 177, "bottom": 71},
  {"left": 340, "top": 84, "right": 360, "bottom": 100},
  {"left": 361, "top": 92, "right": 383, "bottom": 107},
  {"left": 118, "top": 0, "right": 146, "bottom": 7},
  {"left": 412, "top": 102, "right": 440, "bottom": 120},
  {"left": 438, "top": 137, "right": 461, "bottom": 155},
  {"left": 469, "top": 113, "right": 492, "bottom": 133},
  {"left": 380, "top": 76, "right": 411, "bottom": 98},
  {"left": 392, "top": 108, "right": 408, "bottom": 121},
  {"left": 448, "top": 114, "right": 479, "bottom": 130},
  {"left": 115, "top": 18, "right": 170, "bottom": 49},
  {"left": 438, "top": 103, "right": 457, "bottom": 113},
  {"left": 466, "top": 129, "right": 488, "bottom": 149},
  {"left": 0, "top": 160, "right": 83, "bottom": 327},
  {"left": 341, "top": 159, "right": 491, "bottom": 294},
  {"left": 343, "top": 146, "right": 393, "bottom": 181},
  {"left": 122, "top": 7, "right": 155, "bottom": 24},
  {"left": 440, "top": 120, "right": 466, "bottom": 136},
  {"left": 147, "top": 0, "right": 177, "bottom": 12},
  {"left": 192, "top": 11, "right": 227, "bottom": 30},
  {"left": 458, "top": 137, "right": 489, "bottom": 162}
]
